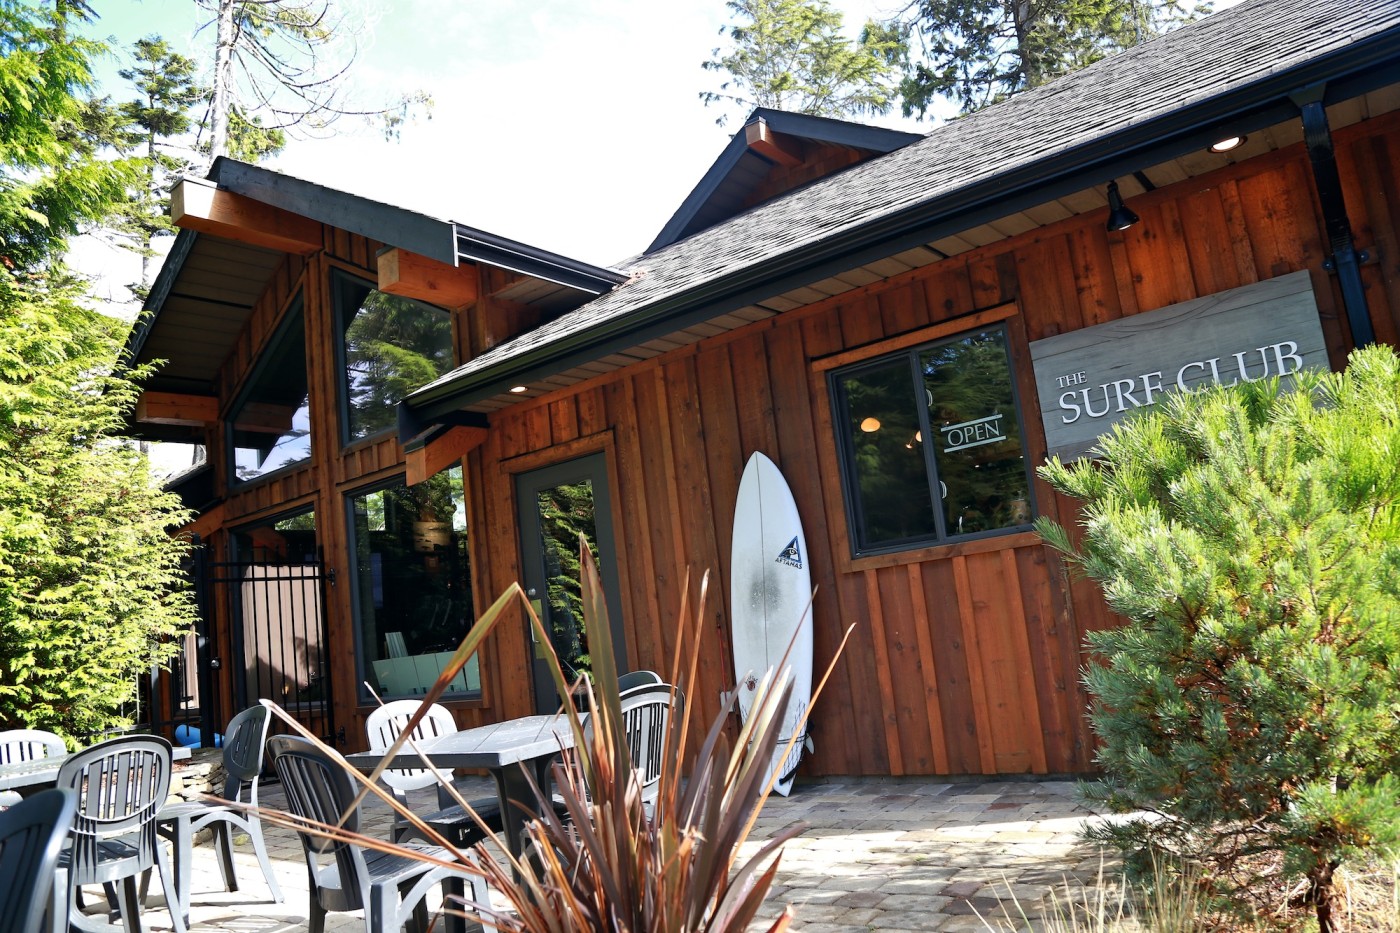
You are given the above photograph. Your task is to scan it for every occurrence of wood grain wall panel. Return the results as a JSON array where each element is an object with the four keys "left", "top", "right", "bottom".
[
  {"left": 837, "top": 294, "right": 885, "bottom": 348},
  {"left": 603, "top": 378, "right": 664, "bottom": 679},
  {"left": 630, "top": 369, "right": 683, "bottom": 676},
  {"left": 767, "top": 324, "right": 869, "bottom": 773},
  {"left": 877, "top": 279, "right": 930, "bottom": 336},
  {"left": 1177, "top": 185, "right": 1239, "bottom": 297},
  {"left": 660, "top": 357, "right": 731, "bottom": 732},
  {"left": 862, "top": 569, "right": 906, "bottom": 774},
  {"left": 727, "top": 337, "right": 781, "bottom": 462},
  {"left": 919, "top": 558, "right": 982, "bottom": 774},
  {"left": 1340, "top": 132, "right": 1400, "bottom": 346},
  {"left": 922, "top": 260, "right": 977, "bottom": 324},
  {"left": 1015, "top": 236, "right": 1082, "bottom": 335},
  {"left": 875, "top": 565, "right": 940, "bottom": 773},
  {"left": 1067, "top": 225, "right": 1124, "bottom": 328}
]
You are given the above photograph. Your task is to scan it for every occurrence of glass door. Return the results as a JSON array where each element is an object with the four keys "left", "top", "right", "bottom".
[{"left": 515, "top": 453, "right": 626, "bottom": 714}]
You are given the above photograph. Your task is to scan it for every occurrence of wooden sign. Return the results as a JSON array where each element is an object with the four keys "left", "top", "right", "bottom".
[{"left": 1028, "top": 271, "right": 1327, "bottom": 460}]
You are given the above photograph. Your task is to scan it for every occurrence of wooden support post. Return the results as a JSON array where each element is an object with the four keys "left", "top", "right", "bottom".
[
  {"left": 171, "top": 177, "right": 322, "bottom": 254},
  {"left": 134, "top": 391, "right": 218, "bottom": 427},
  {"left": 378, "top": 248, "right": 480, "bottom": 308},
  {"left": 405, "top": 425, "right": 489, "bottom": 485},
  {"left": 745, "top": 120, "right": 803, "bottom": 167}
]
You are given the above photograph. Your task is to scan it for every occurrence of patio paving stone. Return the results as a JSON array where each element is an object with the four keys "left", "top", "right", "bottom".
[{"left": 94, "top": 775, "right": 1129, "bottom": 931}]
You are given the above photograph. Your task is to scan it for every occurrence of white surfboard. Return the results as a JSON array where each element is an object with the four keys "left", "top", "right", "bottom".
[{"left": 730, "top": 451, "right": 814, "bottom": 796}]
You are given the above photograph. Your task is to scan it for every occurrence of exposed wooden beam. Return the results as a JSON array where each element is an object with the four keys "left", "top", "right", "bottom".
[
  {"left": 406, "top": 425, "right": 488, "bottom": 486},
  {"left": 378, "top": 247, "right": 479, "bottom": 309},
  {"left": 181, "top": 502, "right": 226, "bottom": 543},
  {"left": 745, "top": 120, "right": 803, "bottom": 167},
  {"left": 134, "top": 391, "right": 218, "bottom": 427},
  {"left": 171, "top": 177, "right": 322, "bottom": 255},
  {"left": 229, "top": 401, "right": 299, "bottom": 434}
]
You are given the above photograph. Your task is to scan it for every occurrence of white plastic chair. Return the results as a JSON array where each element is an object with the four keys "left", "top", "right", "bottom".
[
  {"left": 0, "top": 730, "right": 65, "bottom": 807},
  {"left": 365, "top": 701, "right": 502, "bottom": 847}
]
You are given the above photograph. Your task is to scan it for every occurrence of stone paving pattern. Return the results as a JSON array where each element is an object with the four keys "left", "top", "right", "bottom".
[{"left": 84, "top": 777, "right": 1119, "bottom": 932}]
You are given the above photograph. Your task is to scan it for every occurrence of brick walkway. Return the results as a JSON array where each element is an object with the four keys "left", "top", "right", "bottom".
[{"left": 92, "top": 777, "right": 1118, "bottom": 933}]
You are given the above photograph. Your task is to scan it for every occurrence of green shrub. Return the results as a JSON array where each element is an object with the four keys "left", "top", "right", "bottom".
[
  {"left": 1036, "top": 345, "right": 1400, "bottom": 932},
  {"left": 0, "top": 281, "right": 195, "bottom": 740}
]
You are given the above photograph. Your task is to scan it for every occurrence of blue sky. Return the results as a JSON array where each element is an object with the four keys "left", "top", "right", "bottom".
[{"left": 84, "top": 0, "right": 926, "bottom": 270}]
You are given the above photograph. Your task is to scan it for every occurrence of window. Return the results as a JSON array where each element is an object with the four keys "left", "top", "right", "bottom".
[
  {"left": 335, "top": 270, "right": 455, "bottom": 444},
  {"left": 830, "top": 325, "right": 1034, "bottom": 555},
  {"left": 229, "top": 295, "right": 311, "bottom": 483},
  {"left": 348, "top": 466, "right": 479, "bottom": 700}
]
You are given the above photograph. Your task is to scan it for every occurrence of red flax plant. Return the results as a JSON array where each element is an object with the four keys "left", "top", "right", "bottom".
[{"left": 257, "top": 538, "right": 852, "bottom": 933}]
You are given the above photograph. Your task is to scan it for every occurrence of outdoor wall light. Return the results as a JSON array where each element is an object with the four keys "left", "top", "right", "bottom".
[
  {"left": 1105, "top": 181, "right": 1140, "bottom": 232},
  {"left": 1209, "top": 134, "right": 1247, "bottom": 153},
  {"left": 860, "top": 417, "right": 881, "bottom": 433}
]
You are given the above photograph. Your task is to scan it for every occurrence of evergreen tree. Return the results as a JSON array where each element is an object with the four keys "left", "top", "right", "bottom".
[
  {"left": 116, "top": 36, "right": 206, "bottom": 297},
  {"left": 0, "top": 0, "right": 137, "bottom": 270},
  {"left": 1037, "top": 346, "right": 1400, "bottom": 932},
  {"left": 0, "top": 1, "right": 197, "bottom": 740},
  {"left": 198, "top": 0, "right": 428, "bottom": 162},
  {"left": 891, "top": 0, "right": 1209, "bottom": 115},
  {"left": 701, "top": 0, "right": 901, "bottom": 124}
]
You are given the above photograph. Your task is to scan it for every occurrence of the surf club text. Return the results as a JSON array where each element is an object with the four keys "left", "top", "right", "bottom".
[{"left": 1054, "top": 340, "right": 1303, "bottom": 425}]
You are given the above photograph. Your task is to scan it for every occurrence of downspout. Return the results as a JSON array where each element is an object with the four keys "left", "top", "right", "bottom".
[{"left": 1292, "top": 84, "right": 1375, "bottom": 348}]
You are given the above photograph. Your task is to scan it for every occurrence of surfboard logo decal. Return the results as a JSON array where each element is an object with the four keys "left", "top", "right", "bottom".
[{"left": 775, "top": 537, "right": 803, "bottom": 569}]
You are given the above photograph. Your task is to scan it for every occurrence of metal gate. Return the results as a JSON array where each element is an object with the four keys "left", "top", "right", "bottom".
[{"left": 205, "top": 544, "right": 337, "bottom": 745}]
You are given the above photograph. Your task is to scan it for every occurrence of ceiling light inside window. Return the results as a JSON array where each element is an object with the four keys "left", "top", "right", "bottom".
[{"left": 860, "top": 417, "right": 881, "bottom": 433}]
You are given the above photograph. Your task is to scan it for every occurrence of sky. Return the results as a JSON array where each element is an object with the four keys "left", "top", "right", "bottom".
[{"left": 81, "top": 0, "right": 929, "bottom": 282}]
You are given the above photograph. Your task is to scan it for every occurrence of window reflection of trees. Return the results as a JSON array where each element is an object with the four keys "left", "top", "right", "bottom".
[
  {"left": 922, "top": 331, "right": 1029, "bottom": 535},
  {"left": 535, "top": 482, "right": 597, "bottom": 679},
  {"left": 835, "top": 326, "right": 1031, "bottom": 552},
  {"left": 341, "top": 281, "right": 454, "bottom": 441},
  {"left": 350, "top": 468, "right": 474, "bottom": 686}
]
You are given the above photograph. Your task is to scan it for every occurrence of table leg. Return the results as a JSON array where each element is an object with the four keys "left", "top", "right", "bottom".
[{"left": 490, "top": 756, "right": 557, "bottom": 878}]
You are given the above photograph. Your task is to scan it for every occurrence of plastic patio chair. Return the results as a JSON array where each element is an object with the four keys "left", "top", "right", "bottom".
[
  {"left": 152, "top": 706, "right": 284, "bottom": 922},
  {"left": 0, "top": 730, "right": 66, "bottom": 808},
  {"left": 616, "top": 670, "right": 662, "bottom": 695},
  {"left": 267, "top": 734, "right": 493, "bottom": 933},
  {"left": 0, "top": 787, "right": 77, "bottom": 933},
  {"left": 615, "top": 684, "right": 681, "bottom": 812},
  {"left": 365, "top": 700, "right": 503, "bottom": 848},
  {"left": 51, "top": 735, "right": 186, "bottom": 933}
]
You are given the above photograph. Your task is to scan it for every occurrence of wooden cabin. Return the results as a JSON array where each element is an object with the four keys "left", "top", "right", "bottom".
[{"left": 124, "top": 0, "right": 1400, "bottom": 777}]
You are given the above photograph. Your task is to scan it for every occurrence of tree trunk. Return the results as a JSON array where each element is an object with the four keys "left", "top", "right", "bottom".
[
  {"left": 208, "top": 0, "right": 238, "bottom": 163},
  {"left": 1012, "top": 0, "right": 1041, "bottom": 88},
  {"left": 1311, "top": 859, "right": 1340, "bottom": 933}
]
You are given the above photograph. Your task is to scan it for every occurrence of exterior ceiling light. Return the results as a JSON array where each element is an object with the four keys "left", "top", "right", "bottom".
[
  {"left": 1208, "top": 134, "right": 1247, "bottom": 153},
  {"left": 510, "top": 385, "right": 529, "bottom": 394},
  {"left": 1105, "top": 181, "right": 1140, "bottom": 232}
]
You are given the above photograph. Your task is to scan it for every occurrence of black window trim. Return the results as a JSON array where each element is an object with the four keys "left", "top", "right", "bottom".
[
  {"left": 332, "top": 267, "right": 454, "bottom": 450},
  {"left": 343, "top": 471, "right": 481, "bottom": 704},
  {"left": 227, "top": 291, "right": 311, "bottom": 489},
  {"left": 828, "top": 321, "right": 1037, "bottom": 559}
]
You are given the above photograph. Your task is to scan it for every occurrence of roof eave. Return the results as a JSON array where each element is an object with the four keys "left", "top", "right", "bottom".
[{"left": 402, "top": 38, "right": 1400, "bottom": 423}]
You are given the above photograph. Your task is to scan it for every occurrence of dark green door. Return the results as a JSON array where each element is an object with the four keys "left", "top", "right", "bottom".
[{"left": 515, "top": 453, "right": 626, "bottom": 714}]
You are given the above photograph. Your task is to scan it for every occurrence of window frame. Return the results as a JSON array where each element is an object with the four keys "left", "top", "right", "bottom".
[
  {"left": 226, "top": 291, "right": 312, "bottom": 488},
  {"left": 344, "top": 470, "right": 481, "bottom": 706},
  {"left": 332, "top": 267, "right": 455, "bottom": 450},
  {"left": 821, "top": 307, "right": 1038, "bottom": 560}
]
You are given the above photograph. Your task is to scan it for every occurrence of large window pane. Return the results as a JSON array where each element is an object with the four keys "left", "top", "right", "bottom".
[
  {"left": 349, "top": 467, "right": 478, "bottom": 700},
  {"left": 230, "top": 296, "right": 311, "bottom": 482},
  {"left": 921, "top": 329, "right": 1031, "bottom": 536},
  {"left": 831, "top": 323, "right": 1034, "bottom": 555},
  {"left": 336, "top": 271, "right": 455, "bottom": 443},
  {"left": 835, "top": 358, "right": 938, "bottom": 550}
]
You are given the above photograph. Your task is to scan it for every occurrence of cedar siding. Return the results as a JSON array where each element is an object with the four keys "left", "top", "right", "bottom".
[{"left": 126, "top": 0, "right": 1400, "bottom": 777}]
